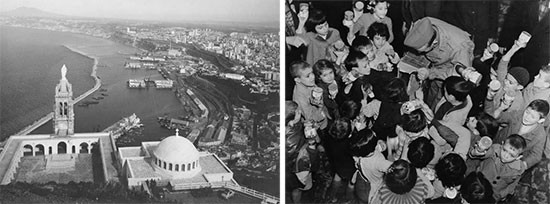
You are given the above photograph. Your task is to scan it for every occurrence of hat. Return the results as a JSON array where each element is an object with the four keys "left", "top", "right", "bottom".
[
  {"left": 404, "top": 18, "right": 435, "bottom": 50},
  {"left": 508, "top": 67, "right": 530, "bottom": 87}
]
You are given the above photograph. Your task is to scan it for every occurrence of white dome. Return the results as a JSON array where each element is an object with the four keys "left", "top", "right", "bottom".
[{"left": 154, "top": 136, "right": 199, "bottom": 164}]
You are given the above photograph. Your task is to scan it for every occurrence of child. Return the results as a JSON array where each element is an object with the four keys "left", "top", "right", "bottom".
[
  {"left": 464, "top": 112, "right": 499, "bottom": 174},
  {"left": 346, "top": 0, "right": 394, "bottom": 44},
  {"left": 362, "top": 78, "right": 409, "bottom": 140},
  {"left": 459, "top": 172, "right": 495, "bottom": 204},
  {"left": 349, "top": 129, "right": 392, "bottom": 204},
  {"left": 474, "top": 134, "right": 528, "bottom": 201},
  {"left": 486, "top": 40, "right": 529, "bottom": 112},
  {"left": 286, "top": 101, "right": 305, "bottom": 159},
  {"left": 406, "top": 137, "right": 436, "bottom": 199},
  {"left": 342, "top": 51, "right": 373, "bottom": 104},
  {"left": 312, "top": 59, "right": 341, "bottom": 120},
  {"left": 487, "top": 99, "right": 549, "bottom": 169},
  {"left": 291, "top": 61, "right": 328, "bottom": 131},
  {"left": 433, "top": 153, "right": 467, "bottom": 199},
  {"left": 324, "top": 118, "right": 355, "bottom": 203},
  {"left": 286, "top": 9, "right": 343, "bottom": 65},
  {"left": 291, "top": 135, "right": 322, "bottom": 203},
  {"left": 390, "top": 100, "right": 434, "bottom": 162},
  {"left": 366, "top": 22, "right": 400, "bottom": 72},
  {"left": 372, "top": 159, "right": 429, "bottom": 204}
]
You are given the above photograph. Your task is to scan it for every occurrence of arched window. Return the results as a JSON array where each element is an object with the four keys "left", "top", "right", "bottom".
[
  {"left": 169, "top": 163, "right": 172, "bottom": 171},
  {"left": 193, "top": 161, "right": 195, "bottom": 168},
  {"left": 187, "top": 163, "right": 191, "bottom": 171},
  {"left": 182, "top": 164, "right": 185, "bottom": 171},
  {"left": 163, "top": 161, "right": 167, "bottom": 169},
  {"left": 72, "top": 145, "right": 76, "bottom": 154},
  {"left": 48, "top": 146, "right": 52, "bottom": 154},
  {"left": 175, "top": 164, "right": 179, "bottom": 171}
]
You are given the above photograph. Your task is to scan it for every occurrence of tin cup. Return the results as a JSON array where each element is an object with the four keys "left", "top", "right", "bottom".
[
  {"left": 475, "top": 136, "right": 493, "bottom": 153},
  {"left": 328, "top": 83, "right": 338, "bottom": 98}
]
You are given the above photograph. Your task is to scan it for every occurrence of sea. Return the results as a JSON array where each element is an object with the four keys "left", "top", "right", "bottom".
[{"left": 0, "top": 25, "right": 279, "bottom": 196}]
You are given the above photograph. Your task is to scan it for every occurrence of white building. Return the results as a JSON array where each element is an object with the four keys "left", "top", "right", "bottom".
[{"left": 117, "top": 130, "right": 236, "bottom": 190}]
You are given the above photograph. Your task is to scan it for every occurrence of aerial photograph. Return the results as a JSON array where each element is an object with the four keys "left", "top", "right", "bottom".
[{"left": 0, "top": 0, "right": 279, "bottom": 203}]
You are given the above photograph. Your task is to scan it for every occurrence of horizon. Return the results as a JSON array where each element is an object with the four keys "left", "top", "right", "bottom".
[{"left": 0, "top": 0, "right": 279, "bottom": 27}]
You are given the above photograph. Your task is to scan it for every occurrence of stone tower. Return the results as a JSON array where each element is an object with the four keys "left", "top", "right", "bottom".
[{"left": 53, "top": 65, "right": 74, "bottom": 136}]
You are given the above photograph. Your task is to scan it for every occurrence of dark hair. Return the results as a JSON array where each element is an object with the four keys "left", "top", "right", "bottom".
[
  {"left": 367, "top": 22, "right": 390, "bottom": 40},
  {"left": 312, "top": 59, "right": 336, "bottom": 84},
  {"left": 461, "top": 172, "right": 495, "bottom": 203},
  {"left": 384, "top": 78, "right": 408, "bottom": 103},
  {"left": 290, "top": 60, "right": 310, "bottom": 78},
  {"left": 344, "top": 51, "right": 367, "bottom": 71},
  {"left": 542, "top": 64, "right": 550, "bottom": 73},
  {"left": 506, "top": 134, "right": 527, "bottom": 151},
  {"left": 384, "top": 160, "right": 417, "bottom": 194},
  {"left": 349, "top": 129, "right": 378, "bottom": 157},
  {"left": 473, "top": 112, "right": 499, "bottom": 138},
  {"left": 366, "top": 0, "right": 390, "bottom": 13},
  {"left": 527, "top": 99, "right": 550, "bottom": 118},
  {"left": 407, "top": 137, "right": 434, "bottom": 168},
  {"left": 444, "top": 76, "right": 474, "bottom": 102},
  {"left": 351, "top": 35, "right": 373, "bottom": 52},
  {"left": 304, "top": 9, "right": 327, "bottom": 33},
  {"left": 285, "top": 101, "right": 298, "bottom": 125},
  {"left": 328, "top": 118, "right": 352, "bottom": 140},
  {"left": 435, "top": 153, "right": 466, "bottom": 188},
  {"left": 400, "top": 109, "right": 427, "bottom": 133},
  {"left": 340, "top": 100, "right": 361, "bottom": 120}
]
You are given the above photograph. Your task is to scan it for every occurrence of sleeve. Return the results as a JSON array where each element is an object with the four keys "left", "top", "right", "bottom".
[
  {"left": 522, "top": 133, "right": 545, "bottom": 168},
  {"left": 293, "top": 88, "right": 319, "bottom": 122},
  {"left": 351, "top": 17, "right": 364, "bottom": 36},
  {"left": 418, "top": 170, "right": 435, "bottom": 198},
  {"left": 452, "top": 40, "right": 475, "bottom": 67},
  {"left": 376, "top": 154, "right": 392, "bottom": 173},
  {"left": 386, "top": 18, "right": 394, "bottom": 43},
  {"left": 496, "top": 56, "right": 510, "bottom": 83},
  {"left": 453, "top": 129, "right": 472, "bottom": 159},
  {"left": 361, "top": 99, "right": 381, "bottom": 119},
  {"left": 430, "top": 120, "right": 459, "bottom": 146},
  {"left": 431, "top": 179, "right": 445, "bottom": 199}
]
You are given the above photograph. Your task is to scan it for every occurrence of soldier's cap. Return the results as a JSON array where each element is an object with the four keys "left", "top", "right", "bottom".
[{"left": 404, "top": 18, "right": 435, "bottom": 50}]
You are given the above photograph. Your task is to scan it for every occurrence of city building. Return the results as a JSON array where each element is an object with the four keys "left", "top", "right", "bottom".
[
  {"left": 117, "top": 129, "right": 237, "bottom": 190},
  {"left": 0, "top": 65, "right": 118, "bottom": 185}
]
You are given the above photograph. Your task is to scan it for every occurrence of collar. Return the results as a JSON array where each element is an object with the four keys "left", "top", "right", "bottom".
[{"left": 315, "top": 30, "right": 333, "bottom": 41}]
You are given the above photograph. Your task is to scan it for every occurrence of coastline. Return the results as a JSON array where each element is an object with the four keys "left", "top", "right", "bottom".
[{"left": 10, "top": 45, "right": 102, "bottom": 137}]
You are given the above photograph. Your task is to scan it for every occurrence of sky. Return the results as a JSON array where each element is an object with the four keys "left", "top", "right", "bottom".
[{"left": 0, "top": 0, "right": 279, "bottom": 24}]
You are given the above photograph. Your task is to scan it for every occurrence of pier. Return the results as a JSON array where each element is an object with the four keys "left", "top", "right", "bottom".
[{"left": 12, "top": 45, "right": 102, "bottom": 136}]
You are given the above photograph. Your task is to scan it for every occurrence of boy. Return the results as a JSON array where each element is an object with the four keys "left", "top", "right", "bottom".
[
  {"left": 487, "top": 99, "right": 549, "bottom": 169},
  {"left": 474, "top": 134, "right": 528, "bottom": 201},
  {"left": 291, "top": 61, "right": 327, "bottom": 131},
  {"left": 486, "top": 40, "right": 530, "bottom": 112},
  {"left": 291, "top": 136, "right": 321, "bottom": 203}
]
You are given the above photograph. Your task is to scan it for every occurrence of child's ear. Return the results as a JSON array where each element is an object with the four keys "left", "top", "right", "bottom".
[
  {"left": 294, "top": 77, "right": 300, "bottom": 83},
  {"left": 538, "top": 118, "right": 546, "bottom": 124}
]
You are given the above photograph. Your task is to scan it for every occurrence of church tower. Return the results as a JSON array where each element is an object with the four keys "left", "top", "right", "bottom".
[{"left": 53, "top": 65, "right": 74, "bottom": 136}]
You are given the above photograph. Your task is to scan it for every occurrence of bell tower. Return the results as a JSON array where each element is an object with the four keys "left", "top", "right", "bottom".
[{"left": 53, "top": 65, "right": 74, "bottom": 136}]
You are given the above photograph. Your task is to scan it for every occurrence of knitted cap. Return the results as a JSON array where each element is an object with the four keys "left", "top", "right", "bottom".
[
  {"left": 508, "top": 67, "right": 530, "bottom": 87},
  {"left": 404, "top": 18, "right": 435, "bottom": 50}
]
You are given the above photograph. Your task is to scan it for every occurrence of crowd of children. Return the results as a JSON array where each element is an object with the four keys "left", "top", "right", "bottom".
[{"left": 285, "top": 0, "right": 550, "bottom": 203}]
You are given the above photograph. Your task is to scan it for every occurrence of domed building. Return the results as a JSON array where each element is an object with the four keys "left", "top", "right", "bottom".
[{"left": 117, "top": 129, "right": 237, "bottom": 190}]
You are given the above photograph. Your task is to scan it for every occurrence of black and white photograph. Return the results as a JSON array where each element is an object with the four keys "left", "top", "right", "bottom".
[
  {"left": 285, "top": 0, "right": 550, "bottom": 203},
  {"left": 0, "top": 0, "right": 279, "bottom": 203}
]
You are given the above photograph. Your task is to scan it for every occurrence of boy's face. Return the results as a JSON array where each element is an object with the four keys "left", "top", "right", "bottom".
[
  {"left": 355, "top": 57, "right": 371, "bottom": 75},
  {"left": 315, "top": 22, "right": 329, "bottom": 36},
  {"left": 533, "top": 70, "right": 550, "bottom": 89},
  {"left": 319, "top": 69, "right": 335, "bottom": 84},
  {"left": 504, "top": 74, "right": 523, "bottom": 90},
  {"left": 359, "top": 45, "right": 375, "bottom": 61},
  {"left": 295, "top": 67, "right": 316, "bottom": 86},
  {"left": 500, "top": 142, "right": 522, "bottom": 163},
  {"left": 522, "top": 107, "right": 545, "bottom": 126},
  {"left": 372, "top": 35, "right": 387, "bottom": 49},
  {"left": 373, "top": 2, "right": 388, "bottom": 19}
]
